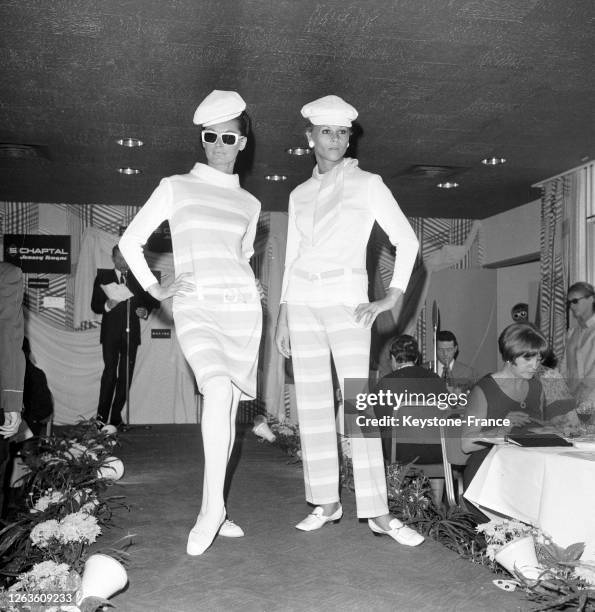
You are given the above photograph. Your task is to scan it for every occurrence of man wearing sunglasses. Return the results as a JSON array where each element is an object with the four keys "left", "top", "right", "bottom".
[{"left": 561, "top": 282, "right": 595, "bottom": 408}]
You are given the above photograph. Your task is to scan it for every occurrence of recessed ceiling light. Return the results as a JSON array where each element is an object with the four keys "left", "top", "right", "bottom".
[
  {"left": 437, "top": 181, "right": 459, "bottom": 189},
  {"left": 117, "top": 138, "right": 144, "bottom": 147},
  {"left": 481, "top": 157, "right": 506, "bottom": 166},
  {"left": 117, "top": 167, "right": 142, "bottom": 175},
  {"left": 265, "top": 174, "right": 287, "bottom": 181},
  {"left": 286, "top": 147, "right": 312, "bottom": 156}
]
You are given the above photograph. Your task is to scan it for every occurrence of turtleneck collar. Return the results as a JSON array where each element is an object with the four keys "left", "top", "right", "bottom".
[{"left": 190, "top": 162, "right": 240, "bottom": 188}]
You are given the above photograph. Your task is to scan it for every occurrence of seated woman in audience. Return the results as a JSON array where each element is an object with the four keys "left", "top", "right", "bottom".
[
  {"left": 462, "top": 323, "right": 547, "bottom": 490},
  {"left": 374, "top": 334, "right": 450, "bottom": 505},
  {"left": 374, "top": 334, "right": 448, "bottom": 458}
]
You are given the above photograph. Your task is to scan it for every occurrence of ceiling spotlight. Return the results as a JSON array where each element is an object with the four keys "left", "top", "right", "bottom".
[
  {"left": 117, "top": 167, "right": 142, "bottom": 175},
  {"left": 286, "top": 147, "right": 312, "bottom": 156},
  {"left": 437, "top": 181, "right": 459, "bottom": 189},
  {"left": 265, "top": 174, "right": 287, "bottom": 182},
  {"left": 117, "top": 138, "right": 144, "bottom": 147},
  {"left": 482, "top": 157, "right": 506, "bottom": 166}
]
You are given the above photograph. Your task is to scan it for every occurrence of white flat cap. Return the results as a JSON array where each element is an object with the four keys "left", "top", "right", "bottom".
[
  {"left": 193, "top": 90, "right": 246, "bottom": 126},
  {"left": 301, "top": 95, "right": 358, "bottom": 127}
]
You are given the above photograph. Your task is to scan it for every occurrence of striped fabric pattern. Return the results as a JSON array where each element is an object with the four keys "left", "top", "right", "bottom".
[
  {"left": 119, "top": 164, "right": 263, "bottom": 401},
  {"left": 287, "top": 303, "right": 389, "bottom": 517},
  {"left": 371, "top": 216, "right": 481, "bottom": 361},
  {"left": 539, "top": 177, "right": 568, "bottom": 360}
]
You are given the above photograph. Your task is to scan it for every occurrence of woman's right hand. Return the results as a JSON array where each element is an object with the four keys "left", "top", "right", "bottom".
[
  {"left": 505, "top": 410, "right": 533, "bottom": 429},
  {"left": 275, "top": 324, "right": 291, "bottom": 358},
  {"left": 148, "top": 273, "right": 195, "bottom": 301}
]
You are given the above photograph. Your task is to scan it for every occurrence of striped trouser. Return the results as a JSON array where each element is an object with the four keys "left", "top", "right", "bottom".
[{"left": 287, "top": 303, "right": 389, "bottom": 518}]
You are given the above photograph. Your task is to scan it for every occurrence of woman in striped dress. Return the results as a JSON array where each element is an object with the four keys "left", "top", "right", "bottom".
[{"left": 119, "top": 90, "right": 262, "bottom": 556}]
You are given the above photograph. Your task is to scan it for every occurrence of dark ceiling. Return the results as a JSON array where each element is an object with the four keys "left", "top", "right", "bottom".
[{"left": 0, "top": 0, "right": 593, "bottom": 218}]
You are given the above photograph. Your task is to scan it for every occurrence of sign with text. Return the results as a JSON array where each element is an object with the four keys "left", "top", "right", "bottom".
[
  {"left": 151, "top": 329, "right": 171, "bottom": 339},
  {"left": 3, "top": 234, "right": 71, "bottom": 273}
]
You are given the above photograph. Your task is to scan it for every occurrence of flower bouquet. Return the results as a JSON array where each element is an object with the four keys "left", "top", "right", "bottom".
[
  {"left": 1, "top": 560, "right": 80, "bottom": 612},
  {"left": 268, "top": 418, "right": 302, "bottom": 461},
  {"left": 477, "top": 519, "right": 541, "bottom": 580}
]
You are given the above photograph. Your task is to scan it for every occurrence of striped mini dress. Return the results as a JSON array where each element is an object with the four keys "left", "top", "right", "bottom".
[{"left": 121, "top": 162, "right": 262, "bottom": 400}]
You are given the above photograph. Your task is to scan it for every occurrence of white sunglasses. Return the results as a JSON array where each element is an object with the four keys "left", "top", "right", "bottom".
[{"left": 201, "top": 130, "right": 241, "bottom": 146}]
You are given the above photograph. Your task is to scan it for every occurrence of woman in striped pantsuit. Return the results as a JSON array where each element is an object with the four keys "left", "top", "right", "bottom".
[
  {"left": 119, "top": 90, "right": 262, "bottom": 556},
  {"left": 275, "top": 95, "right": 424, "bottom": 546}
]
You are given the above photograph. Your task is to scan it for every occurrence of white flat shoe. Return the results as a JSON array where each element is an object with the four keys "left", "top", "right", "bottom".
[
  {"left": 368, "top": 518, "right": 424, "bottom": 547},
  {"left": 295, "top": 505, "right": 343, "bottom": 531},
  {"left": 218, "top": 518, "right": 244, "bottom": 538},
  {"left": 186, "top": 513, "right": 225, "bottom": 556}
]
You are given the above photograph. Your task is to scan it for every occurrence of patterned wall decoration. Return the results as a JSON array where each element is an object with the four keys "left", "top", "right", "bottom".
[
  {"left": 539, "top": 177, "right": 568, "bottom": 360},
  {"left": 0, "top": 201, "right": 140, "bottom": 332},
  {"left": 369, "top": 216, "right": 484, "bottom": 363}
]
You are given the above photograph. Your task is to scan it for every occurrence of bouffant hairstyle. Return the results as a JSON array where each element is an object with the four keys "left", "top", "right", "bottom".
[
  {"left": 498, "top": 323, "right": 547, "bottom": 363},
  {"left": 389, "top": 334, "right": 420, "bottom": 365}
]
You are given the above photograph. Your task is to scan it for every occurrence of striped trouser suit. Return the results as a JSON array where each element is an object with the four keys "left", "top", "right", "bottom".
[{"left": 287, "top": 303, "right": 389, "bottom": 518}]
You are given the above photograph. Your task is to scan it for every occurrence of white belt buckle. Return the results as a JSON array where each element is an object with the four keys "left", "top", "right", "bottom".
[
  {"left": 223, "top": 288, "right": 239, "bottom": 303},
  {"left": 310, "top": 272, "right": 322, "bottom": 283}
]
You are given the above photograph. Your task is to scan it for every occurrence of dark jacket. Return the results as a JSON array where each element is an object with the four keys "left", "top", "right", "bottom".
[
  {"left": 0, "top": 262, "right": 25, "bottom": 415},
  {"left": 91, "top": 269, "right": 158, "bottom": 346}
]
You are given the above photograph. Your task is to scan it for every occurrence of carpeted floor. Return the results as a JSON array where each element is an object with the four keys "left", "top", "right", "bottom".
[{"left": 104, "top": 425, "right": 526, "bottom": 612}]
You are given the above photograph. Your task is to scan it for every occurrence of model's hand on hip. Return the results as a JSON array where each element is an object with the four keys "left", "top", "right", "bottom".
[
  {"left": 275, "top": 324, "right": 292, "bottom": 358},
  {"left": 255, "top": 278, "right": 265, "bottom": 301},
  {"left": 354, "top": 288, "right": 403, "bottom": 328},
  {"left": 148, "top": 273, "right": 195, "bottom": 301}
]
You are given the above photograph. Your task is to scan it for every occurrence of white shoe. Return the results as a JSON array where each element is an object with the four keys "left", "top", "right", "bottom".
[
  {"left": 295, "top": 505, "right": 343, "bottom": 531},
  {"left": 368, "top": 518, "right": 424, "bottom": 547},
  {"left": 186, "top": 513, "right": 225, "bottom": 556},
  {"left": 219, "top": 519, "right": 244, "bottom": 538}
]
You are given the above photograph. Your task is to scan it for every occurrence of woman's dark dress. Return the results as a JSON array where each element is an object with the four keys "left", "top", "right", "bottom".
[{"left": 463, "top": 374, "right": 543, "bottom": 490}]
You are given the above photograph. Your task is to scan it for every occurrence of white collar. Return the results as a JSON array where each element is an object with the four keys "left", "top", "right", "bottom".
[{"left": 190, "top": 162, "right": 240, "bottom": 188}]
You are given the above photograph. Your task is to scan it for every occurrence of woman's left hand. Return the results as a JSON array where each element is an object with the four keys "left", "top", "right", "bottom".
[
  {"left": 255, "top": 278, "right": 265, "bottom": 301},
  {"left": 354, "top": 288, "right": 402, "bottom": 328}
]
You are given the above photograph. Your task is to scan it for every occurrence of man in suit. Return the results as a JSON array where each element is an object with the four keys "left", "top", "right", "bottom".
[
  {"left": 0, "top": 262, "right": 25, "bottom": 516},
  {"left": 91, "top": 245, "right": 158, "bottom": 427},
  {"left": 433, "top": 330, "right": 477, "bottom": 393}
]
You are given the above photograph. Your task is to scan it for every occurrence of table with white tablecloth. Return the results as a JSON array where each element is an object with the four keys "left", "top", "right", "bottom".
[{"left": 464, "top": 444, "right": 595, "bottom": 563}]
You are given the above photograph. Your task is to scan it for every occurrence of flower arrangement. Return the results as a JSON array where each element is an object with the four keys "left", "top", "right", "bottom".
[
  {"left": 476, "top": 519, "right": 537, "bottom": 561},
  {"left": 0, "top": 419, "right": 130, "bottom": 611},
  {"left": 268, "top": 418, "right": 302, "bottom": 461}
]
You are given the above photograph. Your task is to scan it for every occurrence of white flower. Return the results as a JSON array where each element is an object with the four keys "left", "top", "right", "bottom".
[
  {"left": 80, "top": 499, "right": 99, "bottom": 514},
  {"left": 31, "top": 489, "right": 65, "bottom": 513},
  {"left": 13, "top": 560, "right": 76, "bottom": 592},
  {"left": 58, "top": 511, "right": 101, "bottom": 544},
  {"left": 30, "top": 519, "right": 60, "bottom": 547}
]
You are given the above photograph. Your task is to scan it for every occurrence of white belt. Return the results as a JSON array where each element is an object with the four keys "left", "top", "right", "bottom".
[
  {"left": 194, "top": 286, "right": 257, "bottom": 303},
  {"left": 293, "top": 267, "right": 366, "bottom": 283}
]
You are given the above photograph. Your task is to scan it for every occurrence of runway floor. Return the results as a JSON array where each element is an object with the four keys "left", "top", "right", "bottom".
[{"left": 104, "top": 425, "right": 527, "bottom": 612}]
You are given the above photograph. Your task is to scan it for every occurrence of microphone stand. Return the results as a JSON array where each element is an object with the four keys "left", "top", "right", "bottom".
[{"left": 124, "top": 293, "right": 131, "bottom": 429}]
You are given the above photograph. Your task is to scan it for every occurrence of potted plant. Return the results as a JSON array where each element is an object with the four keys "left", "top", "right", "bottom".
[{"left": 477, "top": 518, "right": 542, "bottom": 580}]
